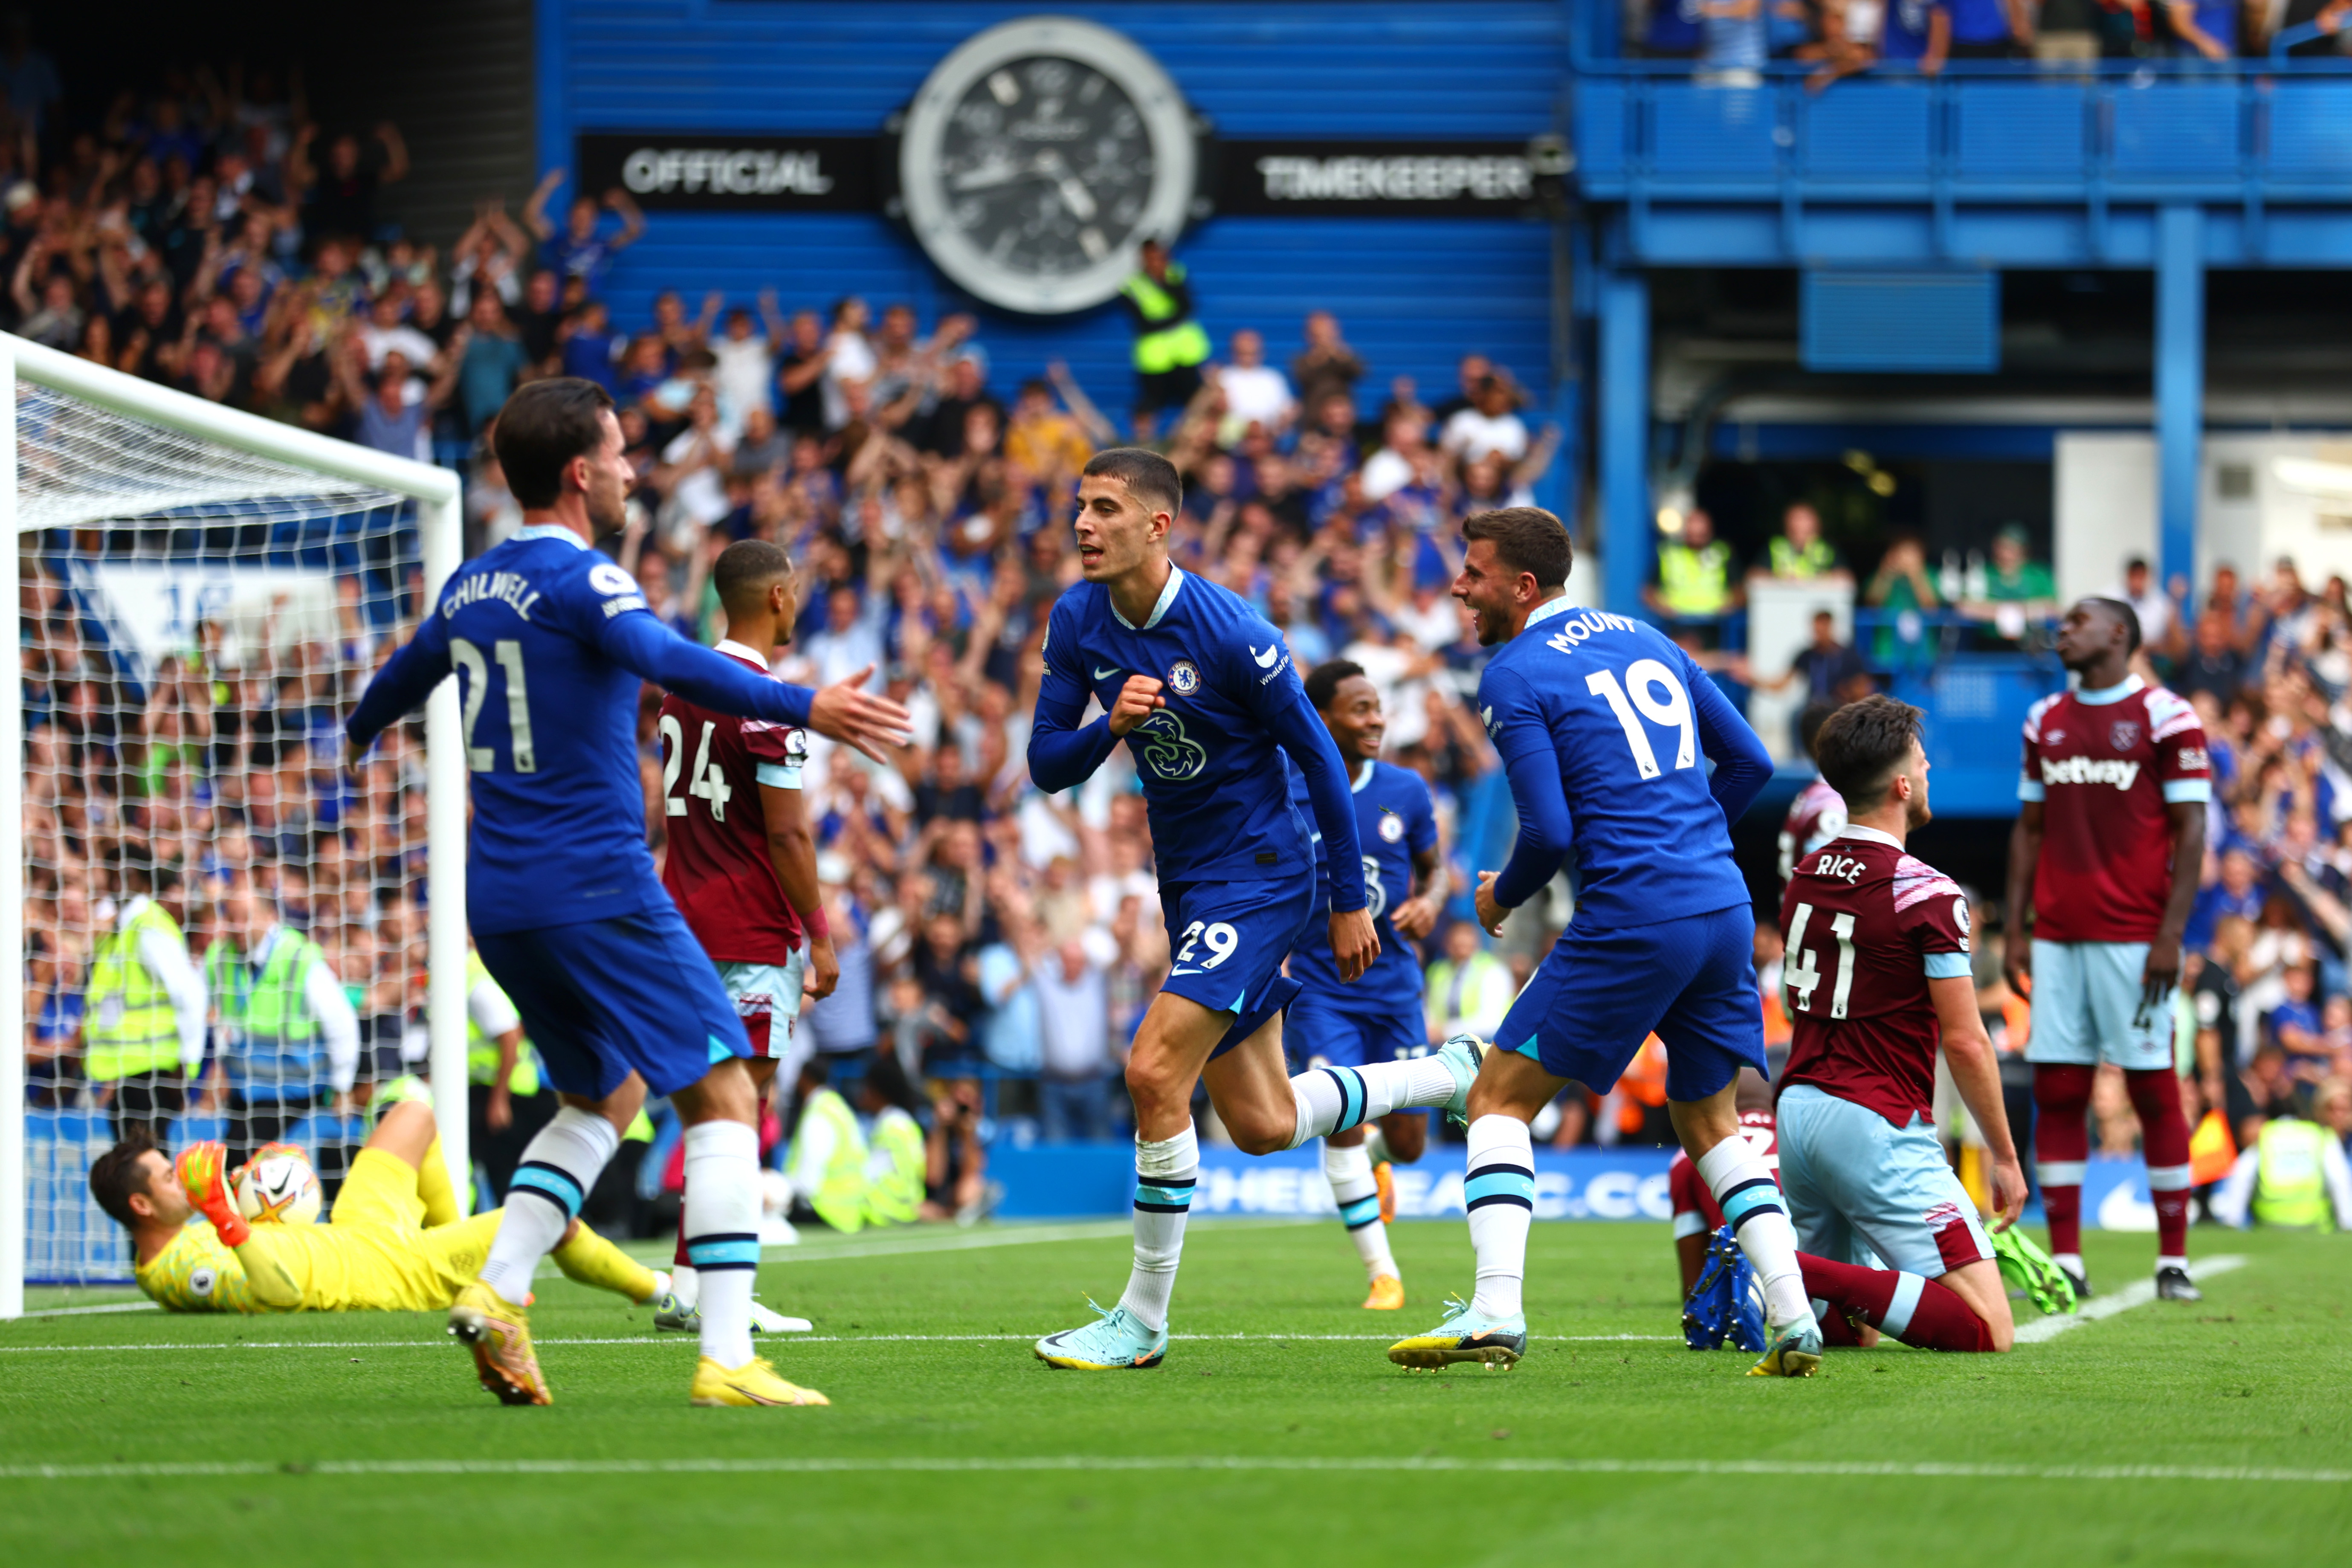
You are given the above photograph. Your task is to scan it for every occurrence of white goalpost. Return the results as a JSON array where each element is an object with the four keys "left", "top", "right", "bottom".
[{"left": 2, "top": 330, "right": 469, "bottom": 1319}]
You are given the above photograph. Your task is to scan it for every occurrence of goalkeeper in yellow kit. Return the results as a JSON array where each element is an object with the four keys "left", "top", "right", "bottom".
[{"left": 89, "top": 1100, "right": 660, "bottom": 1316}]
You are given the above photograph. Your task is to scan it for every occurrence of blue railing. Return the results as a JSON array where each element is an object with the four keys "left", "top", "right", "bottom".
[{"left": 1575, "top": 70, "right": 2352, "bottom": 206}]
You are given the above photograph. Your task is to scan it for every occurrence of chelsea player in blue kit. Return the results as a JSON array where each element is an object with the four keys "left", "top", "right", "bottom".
[
  {"left": 346, "top": 379, "right": 908, "bottom": 1408},
  {"left": 1286, "top": 661, "right": 1445, "bottom": 1310},
  {"left": 1026, "top": 450, "right": 1482, "bottom": 1370},
  {"left": 1387, "top": 507, "right": 1828, "bottom": 1378}
]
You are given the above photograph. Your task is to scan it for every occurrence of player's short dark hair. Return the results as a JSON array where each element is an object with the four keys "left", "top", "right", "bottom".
[
  {"left": 1082, "top": 447, "right": 1182, "bottom": 520},
  {"left": 1813, "top": 695, "right": 1926, "bottom": 810},
  {"left": 2083, "top": 595, "right": 2142, "bottom": 654},
  {"left": 88, "top": 1131, "right": 159, "bottom": 1230},
  {"left": 1797, "top": 699, "right": 1838, "bottom": 764},
  {"left": 492, "top": 378, "right": 615, "bottom": 509},
  {"left": 713, "top": 538, "right": 793, "bottom": 618},
  {"left": 862, "top": 1045, "right": 924, "bottom": 1115},
  {"left": 1303, "top": 659, "right": 1368, "bottom": 713},
  {"left": 1461, "top": 507, "right": 1572, "bottom": 589}
]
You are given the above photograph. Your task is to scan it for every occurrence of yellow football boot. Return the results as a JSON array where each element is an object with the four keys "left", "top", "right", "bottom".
[
  {"left": 1362, "top": 1273, "right": 1405, "bottom": 1311},
  {"left": 448, "top": 1280, "right": 551, "bottom": 1406},
  {"left": 689, "top": 1355, "right": 830, "bottom": 1407},
  {"left": 1745, "top": 1320, "right": 1825, "bottom": 1379}
]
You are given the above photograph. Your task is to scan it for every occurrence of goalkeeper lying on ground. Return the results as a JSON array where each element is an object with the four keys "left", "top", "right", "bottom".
[{"left": 88, "top": 1100, "right": 662, "bottom": 1314}]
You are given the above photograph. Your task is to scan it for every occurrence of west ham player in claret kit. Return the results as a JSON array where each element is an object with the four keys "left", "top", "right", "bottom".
[
  {"left": 1779, "top": 701, "right": 1846, "bottom": 893},
  {"left": 652, "top": 539, "right": 839, "bottom": 1338},
  {"left": 2004, "top": 600, "right": 2210, "bottom": 1302},
  {"left": 1776, "top": 696, "right": 2056, "bottom": 1356}
]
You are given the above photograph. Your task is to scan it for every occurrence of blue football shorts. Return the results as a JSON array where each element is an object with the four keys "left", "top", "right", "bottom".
[
  {"left": 475, "top": 901, "right": 752, "bottom": 1101},
  {"left": 1498, "top": 902, "right": 1765, "bottom": 1101},
  {"left": 1158, "top": 872, "right": 1317, "bottom": 1060},
  {"left": 1775, "top": 1084, "right": 1994, "bottom": 1279},
  {"left": 1286, "top": 989, "right": 1427, "bottom": 1072}
]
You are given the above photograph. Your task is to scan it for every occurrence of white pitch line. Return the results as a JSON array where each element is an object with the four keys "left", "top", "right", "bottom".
[
  {"left": 2011, "top": 1255, "right": 2245, "bottom": 1344},
  {"left": 0, "top": 1332, "right": 1681, "bottom": 1354},
  {"left": 10, "top": 1301, "right": 160, "bottom": 1319},
  {"left": 0, "top": 1455, "right": 2342, "bottom": 1485}
]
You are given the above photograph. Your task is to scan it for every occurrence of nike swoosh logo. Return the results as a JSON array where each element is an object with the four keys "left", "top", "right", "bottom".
[
  {"left": 1093, "top": 665, "right": 1120, "bottom": 681},
  {"left": 1251, "top": 644, "right": 1280, "bottom": 668},
  {"left": 725, "top": 1381, "right": 788, "bottom": 1406}
]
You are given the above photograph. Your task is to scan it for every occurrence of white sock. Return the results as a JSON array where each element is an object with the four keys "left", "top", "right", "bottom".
[
  {"left": 1287, "top": 1056, "right": 1461, "bottom": 1148},
  {"left": 1465, "top": 1115, "right": 1534, "bottom": 1321},
  {"left": 1363, "top": 1124, "right": 1392, "bottom": 1166},
  {"left": 1694, "top": 1134, "right": 1813, "bottom": 1331},
  {"left": 670, "top": 1263, "right": 700, "bottom": 1311},
  {"left": 480, "top": 1107, "right": 617, "bottom": 1303},
  {"left": 1117, "top": 1124, "right": 1198, "bottom": 1333},
  {"left": 1325, "top": 1141, "right": 1397, "bottom": 1282},
  {"left": 682, "top": 1119, "right": 762, "bottom": 1369}
]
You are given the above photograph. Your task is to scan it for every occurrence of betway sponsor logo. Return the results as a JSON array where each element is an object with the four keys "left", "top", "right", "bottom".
[{"left": 2041, "top": 756, "right": 2141, "bottom": 790}]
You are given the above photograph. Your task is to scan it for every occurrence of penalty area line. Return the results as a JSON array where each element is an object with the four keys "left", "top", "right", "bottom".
[
  {"left": 2011, "top": 1255, "right": 2246, "bottom": 1345},
  {"left": 0, "top": 1455, "right": 2343, "bottom": 1485}
]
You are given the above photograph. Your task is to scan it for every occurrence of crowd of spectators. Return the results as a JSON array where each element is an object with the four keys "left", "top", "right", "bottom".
[
  {"left": 1634, "top": 0, "right": 2352, "bottom": 80},
  {"left": 7, "top": 42, "right": 1580, "bottom": 1212}
]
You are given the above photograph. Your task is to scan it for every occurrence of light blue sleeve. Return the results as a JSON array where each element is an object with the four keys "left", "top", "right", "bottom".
[{"left": 1922, "top": 953, "right": 1974, "bottom": 981}]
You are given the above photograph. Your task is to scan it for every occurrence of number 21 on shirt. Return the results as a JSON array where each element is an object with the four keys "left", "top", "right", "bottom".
[
  {"left": 1783, "top": 902, "right": 1856, "bottom": 1019},
  {"left": 451, "top": 638, "right": 536, "bottom": 773},
  {"left": 1586, "top": 658, "right": 1695, "bottom": 780}
]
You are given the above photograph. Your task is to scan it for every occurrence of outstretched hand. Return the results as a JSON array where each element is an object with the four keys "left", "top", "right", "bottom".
[{"left": 806, "top": 666, "right": 912, "bottom": 764}]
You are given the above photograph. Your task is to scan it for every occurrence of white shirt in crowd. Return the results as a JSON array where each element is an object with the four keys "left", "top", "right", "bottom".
[
  {"left": 113, "top": 894, "right": 209, "bottom": 1073},
  {"left": 820, "top": 329, "right": 876, "bottom": 430},
  {"left": 1440, "top": 405, "right": 1529, "bottom": 464},
  {"left": 1218, "top": 363, "right": 1295, "bottom": 432},
  {"left": 1358, "top": 445, "right": 1415, "bottom": 502},
  {"left": 712, "top": 332, "right": 775, "bottom": 422},
  {"left": 359, "top": 321, "right": 439, "bottom": 374},
  {"left": 246, "top": 922, "right": 362, "bottom": 1093},
  {"left": 1033, "top": 930, "right": 1118, "bottom": 1080}
]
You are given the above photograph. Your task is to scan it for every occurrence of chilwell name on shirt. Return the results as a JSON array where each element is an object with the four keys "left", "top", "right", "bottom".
[{"left": 442, "top": 570, "right": 545, "bottom": 623}]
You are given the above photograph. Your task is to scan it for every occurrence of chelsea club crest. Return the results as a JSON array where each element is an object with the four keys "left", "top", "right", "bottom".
[{"left": 1167, "top": 659, "right": 1202, "bottom": 696}]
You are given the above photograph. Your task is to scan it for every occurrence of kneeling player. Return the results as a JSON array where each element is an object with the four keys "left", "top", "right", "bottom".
[
  {"left": 1777, "top": 697, "right": 2026, "bottom": 1353},
  {"left": 1286, "top": 660, "right": 1445, "bottom": 1309},
  {"left": 89, "top": 1100, "right": 659, "bottom": 1316}
]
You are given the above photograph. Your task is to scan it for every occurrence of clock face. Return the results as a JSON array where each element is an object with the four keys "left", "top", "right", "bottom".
[{"left": 900, "top": 19, "right": 1196, "bottom": 315}]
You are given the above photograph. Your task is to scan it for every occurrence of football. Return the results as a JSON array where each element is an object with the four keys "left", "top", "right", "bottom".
[{"left": 234, "top": 1148, "right": 323, "bottom": 1226}]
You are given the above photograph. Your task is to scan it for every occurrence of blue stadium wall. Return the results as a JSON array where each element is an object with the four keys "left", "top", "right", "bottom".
[{"left": 533, "top": 1, "right": 1569, "bottom": 409}]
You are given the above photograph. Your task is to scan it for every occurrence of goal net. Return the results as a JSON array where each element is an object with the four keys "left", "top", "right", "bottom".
[{"left": 2, "top": 333, "right": 468, "bottom": 1315}]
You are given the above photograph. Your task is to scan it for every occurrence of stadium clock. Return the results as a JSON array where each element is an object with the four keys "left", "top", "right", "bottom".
[{"left": 895, "top": 16, "right": 1200, "bottom": 316}]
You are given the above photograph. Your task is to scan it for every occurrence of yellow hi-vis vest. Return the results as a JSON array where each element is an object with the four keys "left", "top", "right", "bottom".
[
  {"left": 1121, "top": 265, "right": 1210, "bottom": 374},
  {"left": 2252, "top": 1118, "right": 2335, "bottom": 1231},
  {"left": 85, "top": 899, "right": 187, "bottom": 1082},
  {"left": 464, "top": 951, "right": 541, "bottom": 1096},
  {"left": 1656, "top": 539, "right": 1733, "bottom": 616},
  {"left": 863, "top": 1106, "right": 927, "bottom": 1226},
  {"left": 1767, "top": 536, "right": 1839, "bottom": 579},
  {"left": 799, "top": 1087, "right": 871, "bottom": 1235}
]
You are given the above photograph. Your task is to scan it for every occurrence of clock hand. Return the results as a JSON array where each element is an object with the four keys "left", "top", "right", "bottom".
[
  {"left": 949, "top": 160, "right": 1044, "bottom": 193},
  {"left": 1036, "top": 151, "right": 1098, "bottom": 220}
]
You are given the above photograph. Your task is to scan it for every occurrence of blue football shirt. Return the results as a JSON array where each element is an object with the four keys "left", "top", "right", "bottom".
[
  {"left": 1289, "top": 758, "right": 1439, "bottom": 1009},
  {"left": 347, "top": 523, "right": 816, "bottom": 935},
  {"left": 1028, "top": 565, "right": 1366, "bottom": 909},
  {"left": 1479, "top": 597, "right": 1770, "bottom": 930}
]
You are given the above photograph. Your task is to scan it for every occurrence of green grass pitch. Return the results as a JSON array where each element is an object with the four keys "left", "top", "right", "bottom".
[{"left": 3, "top": 1219, "right": 2347, "bottom": 1565}]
